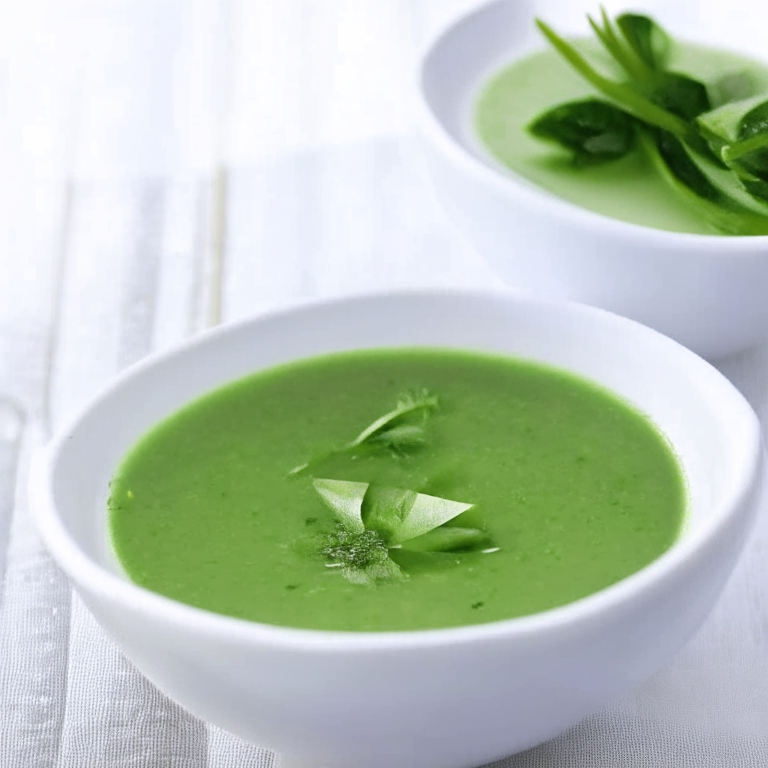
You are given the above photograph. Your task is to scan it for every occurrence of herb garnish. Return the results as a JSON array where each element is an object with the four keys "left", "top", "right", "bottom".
[
  {"left": 312, "top": 478, "right": 494, "bottom": 584},
  {"left": 289, "top": 389, "right": 438, "bottom": 475},
  {"left": 528, "top": 8, "right": 768, "bottom": 235}
]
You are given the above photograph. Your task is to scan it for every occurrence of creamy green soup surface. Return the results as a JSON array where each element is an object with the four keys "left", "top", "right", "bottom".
[
  {"left": 108, "top": 348, "right": 686, "bottom": 632},
  {"left": 475, "top": 41, "right": 768, "bottom": 234}
]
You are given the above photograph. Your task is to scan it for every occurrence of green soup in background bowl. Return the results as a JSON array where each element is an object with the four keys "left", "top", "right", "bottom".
[{"left": 32, "top": 289, "right": 764, "bottom": 768}]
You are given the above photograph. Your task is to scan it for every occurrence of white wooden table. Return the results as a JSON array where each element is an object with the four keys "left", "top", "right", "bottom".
[{"left": 1, "top": 1, "right": 767, "bottom": 766}]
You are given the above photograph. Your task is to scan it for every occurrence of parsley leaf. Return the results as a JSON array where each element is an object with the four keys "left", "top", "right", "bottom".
[{"left": 289, "top": 389, "right": 438, "bottom": 476}]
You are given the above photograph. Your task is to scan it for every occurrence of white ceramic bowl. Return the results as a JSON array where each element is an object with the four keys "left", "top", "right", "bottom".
[
  {"left": 32, "top": 290, "right": 764, "bottom": 768},
  {"left": 416, "top": 0, "right": 768, "bottom": 360}
]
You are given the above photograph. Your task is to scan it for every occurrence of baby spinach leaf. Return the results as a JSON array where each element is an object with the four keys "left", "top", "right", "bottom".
[
  {"left": 640, "top": 129, "right": 768, "bottom": 234},
  {"left": 740, "top": 177, "right": 768, "bottom": 204},
  {"left": 400, "top": 526, "right": 491, "bottom": 553},
  {"left": 652, "top": 73, "right": 711, "bottom": 121},
  {"left": 535, "top": 19, "right": 690, "bottom": 140},
  {"left": 726, "top": 101, "right": 768, "bottom": 182},
  {"left": 697, "top": 95, "right": 768, "bottom": 199},
  {"left": 528, "top": 98, "right": 636, "bottom": 165},
  {"left": 532, "top": 8, "right": 768, "bottom": 231},
  {"left": 654, "top": 129, "right": 720, "bottom": 202},
  {"left": 739, "top": 100, "right": 768, "bottom": 140},
  {"left": 616, "top": 12, "right": 671, "bottom": 71},
  {"left": 360, "top": 484, "right": 418, "bottom": 543}
]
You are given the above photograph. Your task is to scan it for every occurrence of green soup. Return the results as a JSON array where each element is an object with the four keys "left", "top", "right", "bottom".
[
  {"left": 475, "top": 42, "right": 768, "bottom": 234},
  {"left": 108, "top": 349, "right": 685, "bottom": 632}
]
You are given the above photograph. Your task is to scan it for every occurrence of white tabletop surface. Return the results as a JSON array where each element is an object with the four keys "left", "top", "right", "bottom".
[{"left": 1, "top": 1, "right": 767, "bottom": 766}]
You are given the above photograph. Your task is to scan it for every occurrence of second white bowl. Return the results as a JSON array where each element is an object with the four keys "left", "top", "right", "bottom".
[{"left": 416, "top": 0, "right": 768, "bottom": 359}]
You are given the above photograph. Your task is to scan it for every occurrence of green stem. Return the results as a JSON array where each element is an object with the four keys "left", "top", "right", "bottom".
[
  {"left": 639, "top": 131, "right": 768, "bottom": 235},
  {"left": 722, "top": 131, "right": 768, "bottom": 162},
  {"left": 535, "top": 20, "right": 689, "bottom": 139},
  {"left": 591, "top": 8, "right": 654, "bottom": 88}
]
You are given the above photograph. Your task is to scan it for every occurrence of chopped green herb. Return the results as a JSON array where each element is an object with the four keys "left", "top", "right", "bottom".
[{"left": 321, "top": 527, "right": 390, "bottom": 570}]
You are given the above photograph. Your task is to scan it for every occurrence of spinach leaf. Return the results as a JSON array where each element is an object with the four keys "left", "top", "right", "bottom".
[
  {"left": 528, "top": 98, "right": 636, "bottom": 165},
  {"left": 730, "top": 100, "right": 768, "bottom": 182},
  {"left": 534, "top": 19, "right": 690, "bottom": 140},
  {"left": 698, "top": 95, "right": 768, "bottom": 198},
  {"left": 652, "top": 72, "right": 711, "bottom": 121},
  {"left": 616, "top": 12, "right": 671, "bottom": 71},
  {"left": 533, "top": 8, "right": 768, "bottom": 231},
  {"left": 641, "top": 129, "right": 768, "bottom": 234},
  {"left": 654, "top": 129, "right": 720, "bottom": 202}
]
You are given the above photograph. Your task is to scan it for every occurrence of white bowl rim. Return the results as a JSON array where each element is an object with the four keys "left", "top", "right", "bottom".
[
  {"left": 31, "top": 287, "right": 764, "bottom": 653},
  {"left": 415, "top": 0, "right": 768, "bottom": 249}
]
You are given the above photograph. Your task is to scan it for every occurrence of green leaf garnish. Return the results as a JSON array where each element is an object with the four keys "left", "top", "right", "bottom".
[
  {"left": 697, "top": 95, "right": 768, "bottom": 200},
  {"left": 528, "top": 98, "right": 637, "bottom": 166},
  {"left": 534, "top": 19, "right": 690, "bottom": 139},
  {"left": 346, "top": 389, "right": 438, "bottom": 449},
  {"left": 320, "top": 526, "right": 405, "bottom": 584},
  {"left": 360, "top": 484, "right": 418, "bottom": 543},
  {"left": 615, "top": 12, "right": 671, "bottom": 71},
  {"left": 311, "top": 478, "right": 489, "bottom": 583},
  {"left": 313, "top": 478, "right": 367, "bottom": 533},
  {"left": 639, "top": 130, "right": 768, "bottom": 234},
  {"left": 289, "top": 389, "right": 438, "bottom": 475},
  {"left": 530, "top": 8, "right": 768, "bottom": 232}
]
